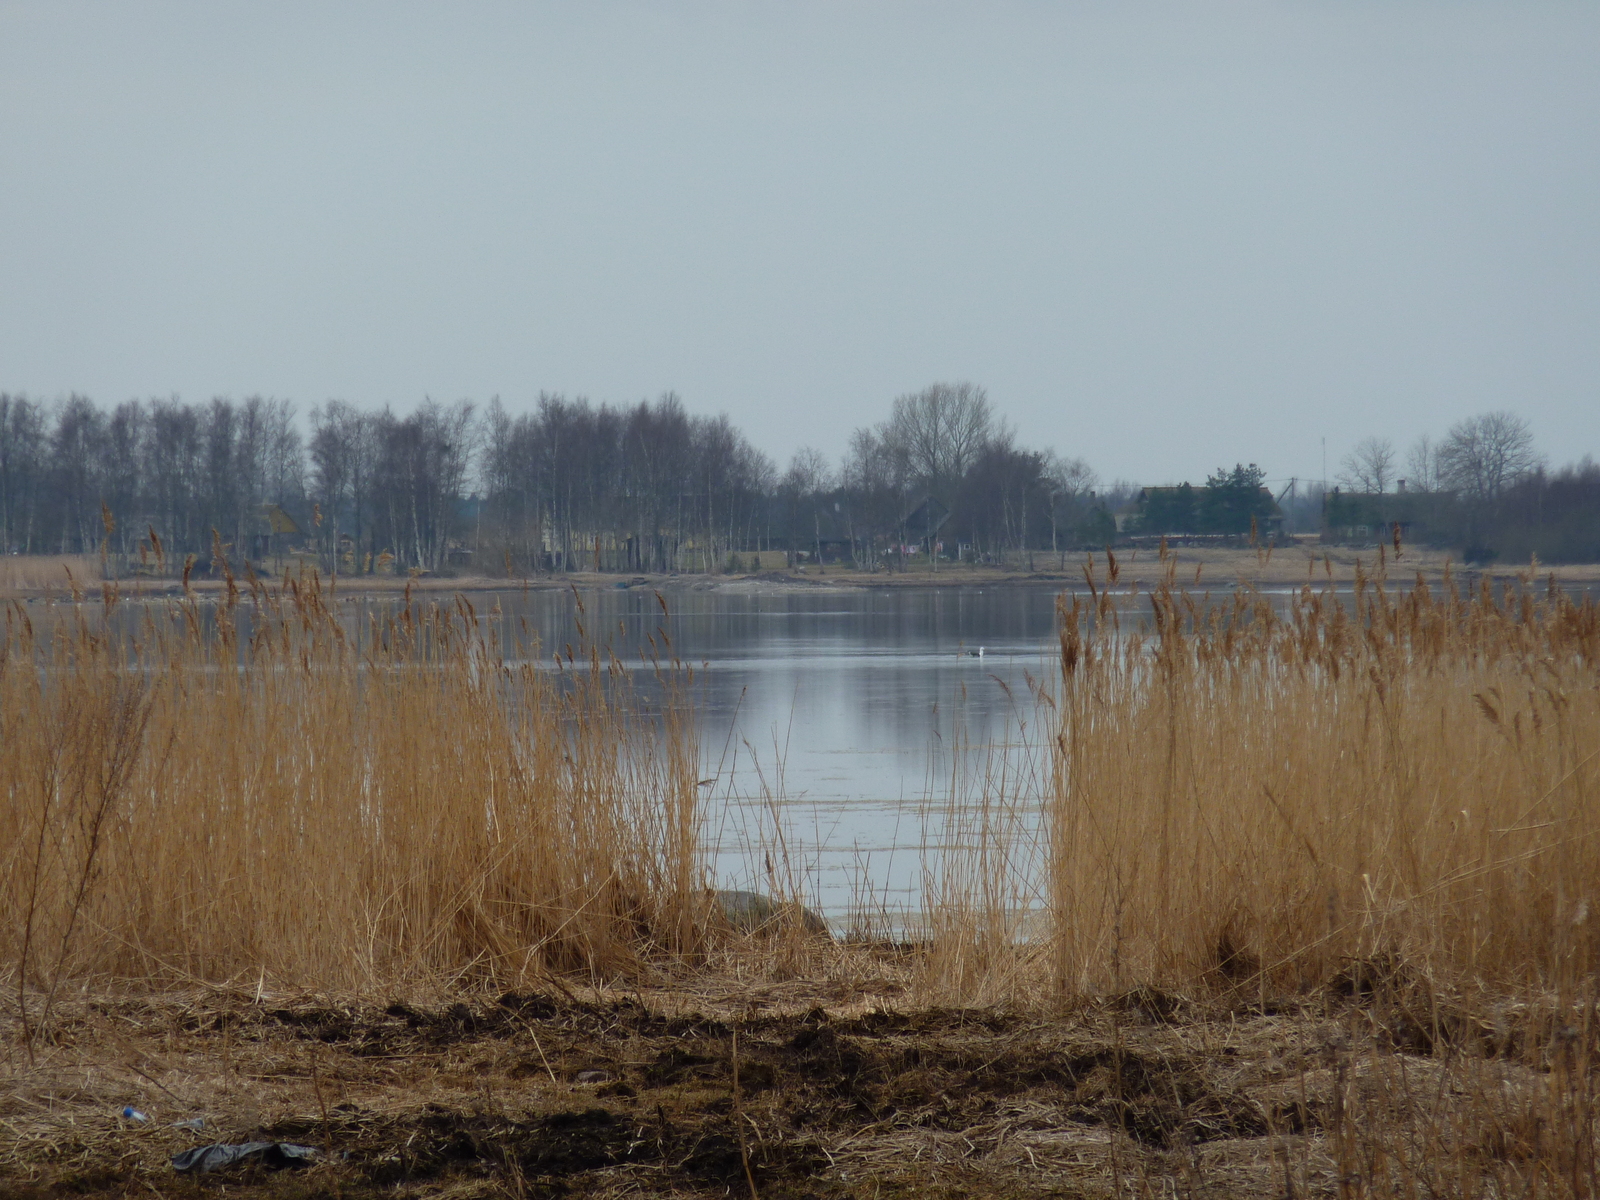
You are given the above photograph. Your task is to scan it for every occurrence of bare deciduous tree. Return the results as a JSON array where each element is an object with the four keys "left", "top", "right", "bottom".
[
  {"left": 310, "top": 403, "right": 355, "bottom": 576},
  {"left": 263, "top": 400, "right": 304, "bottom": 508},
  {"left": 1338, "top": 436, "right": 1396, "bottom": 494},
  {"left": 50, "top": 396, "right": 106, "bottom": 553},
  {"left": 839, "top": 427, "right": 908, "bottom": 569},
  {"left": 1437, "top": 411, "right": 1543, "bottom": 501},
  {"left": 0, "top": 394, "right": 47, "bottom": 553},
  {"left": 1043, "top": 453, "right": 1100, "bottom": 561},
  {"left": 1405, "top": 434, "right": 1441, "bottom": 492},
  {"left": 783, "top": 446, "right": 832, "bottom": 497},
  {"left": 102, "top": 402, "right": 144, "bottom": 556},
  {"left": 883, "top": 381, "right": 993, "bottom": 503},
  {"left": 374, "top": 400, "right": 476, "bottom": 573},
  {"left": 145, "top": 397, "right": 202, "bottom": 553},
  {"left": 782, "top": 446, "right": 834, "bottom": 566}
]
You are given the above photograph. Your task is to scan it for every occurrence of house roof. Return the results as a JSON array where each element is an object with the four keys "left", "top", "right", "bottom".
[
  {"left": 900, "top": 496, "right": 951, "bottom": 535},
  {"left": 256, "top": 503, "right": 301, "bottom": 535}
]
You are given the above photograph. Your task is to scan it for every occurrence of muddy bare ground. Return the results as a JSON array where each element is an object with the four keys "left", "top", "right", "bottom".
[{"left": 0, "top": 969, "right": 1581, "bottom": 1198}]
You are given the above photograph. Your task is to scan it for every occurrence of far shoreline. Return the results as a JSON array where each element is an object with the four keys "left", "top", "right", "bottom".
[{"left": 8, "top": 543, "right": 1599, "bottom": 602}]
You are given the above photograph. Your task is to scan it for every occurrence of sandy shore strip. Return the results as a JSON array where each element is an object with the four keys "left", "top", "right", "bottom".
[{"left": 7, "top": 543, "right": 1598, "bottom": 602}]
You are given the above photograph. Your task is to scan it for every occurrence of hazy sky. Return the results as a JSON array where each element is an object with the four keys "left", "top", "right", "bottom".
[{"left": 2, "top": 3, "right": 1596, "bottom": 487}]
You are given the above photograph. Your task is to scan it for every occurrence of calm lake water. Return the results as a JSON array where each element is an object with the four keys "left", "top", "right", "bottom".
[{"left": 482, "top": 583, "right": 1068, "bottom": 929}]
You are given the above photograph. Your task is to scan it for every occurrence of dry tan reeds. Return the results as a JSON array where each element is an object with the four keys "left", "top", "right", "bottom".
[
  {"left": 8, "top": 546, "right": 1598, "bottom": 1017},
  {"left": 1051, "top": 553, "right": 1600, "bottom": 998},
  {"left": 1, "top": 566, "right": 706, "bottom": 1028},
  {"left": 8, "top": 551, "right": 1600, "bottom": 1195},
  {"left": 0, "top": 553, "right": 102, "bottom": 598}
]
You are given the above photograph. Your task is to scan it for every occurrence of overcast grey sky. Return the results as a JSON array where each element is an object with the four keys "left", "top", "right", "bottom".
[{"left": 2, "top": 3, "right": 1596, "bottom": 486}]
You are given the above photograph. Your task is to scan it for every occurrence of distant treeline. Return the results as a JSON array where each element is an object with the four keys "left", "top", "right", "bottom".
[
  {"left": 0, "top": 384, "right": 1112, "bottom": 574},
  {"left": 1113, "top": 410, "right": 1600, "bottom": 563},
  {"left": 1, "top": 389, "right": 1596, "bottom": 572},
  {"left": 1325, "top": 464, "right": 1600, "bottom": 564},
  {"left": 0, "top": 392, "right": 472, "bottom": 574},
  {"left": 479, "top": 383, "right": 1113, "bottom": 572},
  {"left": 1319, "top": 411, "right": 1600, "bottom": 563}
]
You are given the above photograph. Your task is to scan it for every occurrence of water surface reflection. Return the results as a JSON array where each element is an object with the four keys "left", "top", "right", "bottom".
[{"left": 472, "top": 584, "right": 1065, "bottom": 926}]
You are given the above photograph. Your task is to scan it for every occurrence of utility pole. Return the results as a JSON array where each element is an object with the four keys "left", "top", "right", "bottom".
[{"left": 1275, "top": 477, "right": 1297, "bottom": 536}]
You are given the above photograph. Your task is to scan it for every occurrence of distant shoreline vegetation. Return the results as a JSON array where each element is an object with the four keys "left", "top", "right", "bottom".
[{"left": 1, "top": 387, "right": 1594, "bottom": 577}]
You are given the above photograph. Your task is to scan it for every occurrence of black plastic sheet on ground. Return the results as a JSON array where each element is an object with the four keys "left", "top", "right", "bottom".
[{"left": 170, "top": 1141, "right": 320, "bottom": 1173}]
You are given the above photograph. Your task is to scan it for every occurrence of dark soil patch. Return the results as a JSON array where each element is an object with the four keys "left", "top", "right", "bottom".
[{"left": 7, "top": 981, "right": 1484, "bottom": 1198}]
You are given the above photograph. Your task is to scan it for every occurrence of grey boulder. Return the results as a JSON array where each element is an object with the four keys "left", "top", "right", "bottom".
[{"left": 711, "top": 889, "right": 830, "bottom": 937}]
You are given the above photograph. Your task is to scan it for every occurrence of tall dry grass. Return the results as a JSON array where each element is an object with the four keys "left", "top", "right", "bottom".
[
  {"left": 0, "top": 568, "right": 705, "bottom": 1025},
  {"left": 910, "top": 679, "right": 1051, "bottom": 1006},
  {"left": 0, "top": 553, "right": 102, "bottom": 598},
  {"left": 1051, "top": 550, "right": 1600, "bottom": 997},
  {"left": 1035, "top": 552, "right": 1600, "bottom": 1195}
]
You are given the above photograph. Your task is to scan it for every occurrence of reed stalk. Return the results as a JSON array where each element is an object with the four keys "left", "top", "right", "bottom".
[
  {"left": 0, "top": 566, "right": 705, "bottom": 1013},
  {"left": 1051, "top": 554, "right": 1600, "bottom": 997}
]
